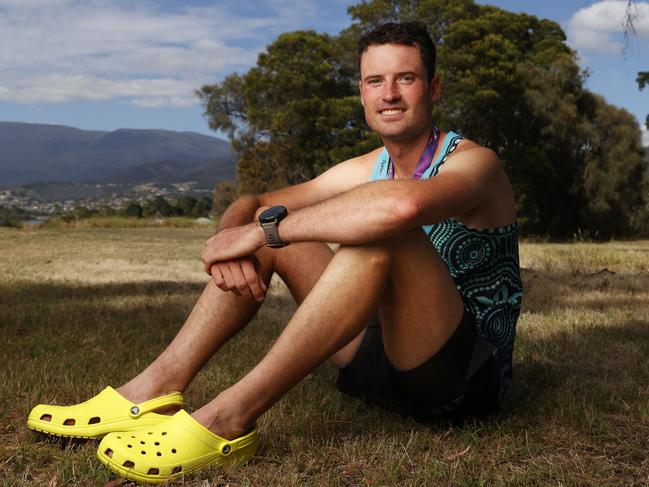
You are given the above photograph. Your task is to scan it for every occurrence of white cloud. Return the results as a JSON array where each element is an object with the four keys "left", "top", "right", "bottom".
[
  {"left": 0, "top": 0, "right": 339, "bottom": 108},
  {"left": 567, "top": 0, "right": 649, "bottom": 54},
  {"left": 642, "top": 125, "right": 649, "bottom": 146}
]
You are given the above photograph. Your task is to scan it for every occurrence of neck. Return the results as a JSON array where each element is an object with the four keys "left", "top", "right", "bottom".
[{"left": 383, "top": 126, "right": 434, "bottom": 178}]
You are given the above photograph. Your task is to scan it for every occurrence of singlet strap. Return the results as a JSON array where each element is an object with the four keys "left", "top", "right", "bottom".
[
  {"left": 422, "top": 131, "right": 463, "bottom": 179},
  {"left": 370, "top": 148, "right": 390, "bottom": 181}
]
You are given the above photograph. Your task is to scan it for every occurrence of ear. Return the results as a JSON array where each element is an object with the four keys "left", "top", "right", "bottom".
[{"left": 430, "top": 76, "right": 441, "bottom": 103}]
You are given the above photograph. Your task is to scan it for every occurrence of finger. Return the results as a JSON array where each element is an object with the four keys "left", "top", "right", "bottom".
[
  {"left": 211, "top": 264, "right": 225, "bottom": 288},
  {"left": 220, "top": 263, "right": 241, "bottom": 295},
  {"left": 241, "top": 258, "right": 265, "bottom": 302},
  {"left": 231, "top": 261, "right": 255, "bottom": 300},
  {"left": 253, "top": 256, "right": 268, "bottom": 293}
]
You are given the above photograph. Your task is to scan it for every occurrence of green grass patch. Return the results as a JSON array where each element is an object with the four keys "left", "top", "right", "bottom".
[{"left": 1, "top": 228, "right": 648, "bottom": 485}]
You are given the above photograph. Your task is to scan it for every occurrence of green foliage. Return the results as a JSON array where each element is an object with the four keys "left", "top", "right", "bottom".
[
  {"left": 198, "top": 0, "right": 648, "bottom": 239},
  {"left": 192, "top": 196, "right": 213, "bottom": 218},
  {"left": 122, "top": 200, "right": 143, "bottom": 218},
  {"left": 212, "top": 180, "right": 237, "bottom": 217},
  {"left": 638, "top": 71, "right": 649, "bottom": 129},
  {"left": 0, "top": 205, "right": 27, "bottom": 227},
  {"left": 143, "top": 196, "right": 173, "bottom": 218},
  {"left": 198, "top": 30, "right": 377, "bottom": 194},
  {"left": 638, "top": 71, "right": 649, "bottom": 91}
]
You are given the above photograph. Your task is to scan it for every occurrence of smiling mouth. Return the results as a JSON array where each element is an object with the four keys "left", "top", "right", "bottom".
[{"left": 379, "top": 108, "right": 404, "bottom": 116}]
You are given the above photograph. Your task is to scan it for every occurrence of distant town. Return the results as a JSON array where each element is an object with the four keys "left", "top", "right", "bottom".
[{"left": 0, "top": 181, "right": 214, "bottom": 223}]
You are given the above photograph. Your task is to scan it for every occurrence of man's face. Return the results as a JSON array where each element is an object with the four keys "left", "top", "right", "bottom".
[{"left": 359, "top": 43, "right": 439, "bottom": 143}]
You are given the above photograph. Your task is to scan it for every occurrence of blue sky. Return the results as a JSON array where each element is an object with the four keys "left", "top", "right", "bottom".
[{"left": 0, "top": 0, "right": 647, "bottom": 145}]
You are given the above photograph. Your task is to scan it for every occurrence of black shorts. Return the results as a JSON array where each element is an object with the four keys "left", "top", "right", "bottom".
[{"left": 335, "top": 310, "right": 501, "bottom": 421}]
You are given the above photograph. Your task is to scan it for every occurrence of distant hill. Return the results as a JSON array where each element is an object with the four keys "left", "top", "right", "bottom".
[{"left": 0, "top": 122, "right": 235, "bottom": 187}]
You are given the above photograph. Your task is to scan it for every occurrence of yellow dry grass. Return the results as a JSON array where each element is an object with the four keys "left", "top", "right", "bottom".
[{"left": 0, "top": 228, "right": 648, "bottom": 486}]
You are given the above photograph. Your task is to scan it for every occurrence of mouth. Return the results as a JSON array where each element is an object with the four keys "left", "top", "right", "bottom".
[{"left": 378, "top": 108, "right": 405, "bottom": 116}]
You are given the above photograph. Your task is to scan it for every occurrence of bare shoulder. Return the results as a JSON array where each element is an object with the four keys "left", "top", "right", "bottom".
[
  {"left": 451, "top": 138, "right": 499, "bottom": 164},
  {"left": 438, "top": 137, "right": 502, "bottom": 177}
]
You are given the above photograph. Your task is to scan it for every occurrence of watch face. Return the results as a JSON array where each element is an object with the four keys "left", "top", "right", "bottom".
[{"left": 259, "top": 205, "right": 288, "bottom": 223}]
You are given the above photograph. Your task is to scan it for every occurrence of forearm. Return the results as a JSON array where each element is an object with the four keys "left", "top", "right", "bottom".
[{"left": 280, "top": 180, "right": 421, "bottom": 245}]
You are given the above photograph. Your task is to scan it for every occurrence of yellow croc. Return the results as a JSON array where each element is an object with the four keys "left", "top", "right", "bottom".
[
  {"left": 97, "top": 410, "right": 258, "bottom": 485},
  {"left": 27, "top": 386, "right": 185, "bottom": 439}
]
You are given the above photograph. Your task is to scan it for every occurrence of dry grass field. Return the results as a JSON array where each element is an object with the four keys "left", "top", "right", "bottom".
[{"left": 0, "top": 227, "right": 648, "bottom": 486}]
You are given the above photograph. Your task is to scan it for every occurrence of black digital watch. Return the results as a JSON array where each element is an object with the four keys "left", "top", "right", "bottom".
[{"left": 258, "top": 205, "right": 288, "bottom": 248}]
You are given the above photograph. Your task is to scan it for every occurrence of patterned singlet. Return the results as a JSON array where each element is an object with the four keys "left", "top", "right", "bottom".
[{"left": 369, "top": 131, "right": 523, "bottom": 402}]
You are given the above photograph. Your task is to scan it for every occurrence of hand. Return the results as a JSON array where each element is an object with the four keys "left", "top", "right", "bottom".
[
  {"left": 201, "top": 222, "right": 266, "bottom": 269},
  {"left": 209, "top": 256, "right": 267, "bottom": 302},
  {"left": 201, "top": 223, "right": 268, "bottom": 301}
]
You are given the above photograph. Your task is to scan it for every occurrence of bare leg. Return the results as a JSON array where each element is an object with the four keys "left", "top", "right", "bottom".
[
  {"left": 117, "top": 241, "right": 335, "bottom": 403},
  {"left": 193, "top": 230, "right": 464, "bottom": 439}
]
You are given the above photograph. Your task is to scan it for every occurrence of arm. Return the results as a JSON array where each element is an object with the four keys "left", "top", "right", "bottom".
[
  {"left": 282, "top": 148, "right": 502, "bottom": 244},
  {"left": 204, "top": 151, "right": 376, "bottom": 299},
  {"left": 203, "top": 147, "right": 508, "bottom": 262}
]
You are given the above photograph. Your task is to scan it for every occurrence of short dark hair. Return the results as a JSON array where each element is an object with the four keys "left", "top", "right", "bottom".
[{"left": 358, "top": 22, "right": 437, "bottom": 82}]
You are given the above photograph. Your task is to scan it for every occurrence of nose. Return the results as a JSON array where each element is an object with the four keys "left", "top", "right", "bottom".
[{"left": 382, "top": 81, "right": 401, "bottom": 103}]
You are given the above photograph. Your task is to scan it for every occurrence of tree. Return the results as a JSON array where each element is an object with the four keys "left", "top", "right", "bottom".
[
  {"left": 198, "top": 30, "right": 379, "bottom": 194},
  {"left": 212, "top": 180, "right": 237, "bottom": 218},
  {"left": 198, "top": 0, "right": 647, "bottom": 238},
  {"left": 624, "top": 0, "right": 648, "bottom": 129},
  {"left": 122, "top": 201, "right": 143, "bottom": 218},
  {"left": 637, "top": 71, "right": 649, "bottom": 129},
  {"left": 192, "top": 197, "right": 213, "bottom": 218},
  {"left": 174, "top": 195, "right": 198, "bottom": 216},
  {"left": 346, "top": 0, "right": 646, "bottom": 237},
  {"left": 143, "top": 196, "right": 173, "bottom": 218}
]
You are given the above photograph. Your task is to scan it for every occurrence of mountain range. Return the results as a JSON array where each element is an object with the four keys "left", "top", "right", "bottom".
[{"left": 0, "top": 122, "right": 235, "bottom": 188}]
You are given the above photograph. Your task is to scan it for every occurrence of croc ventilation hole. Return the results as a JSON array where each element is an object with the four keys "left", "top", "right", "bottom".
[
  {"left": 123, "top": 461, "right": 135, "bottom": 468},
  {"left": 39, "top": 414, "right": 52, "bottom": 422},
  {"left": 104, "top": 449, "right": 113, "bottom": 458},
  {"left": 63, "top": 418, "right": 75, "bottom": 426},
  {"left": 88, "top": 417, "right": 101, "bottom": 424},
  {"left": 147, "top": 468, "right": 160, "bottom": 475}
]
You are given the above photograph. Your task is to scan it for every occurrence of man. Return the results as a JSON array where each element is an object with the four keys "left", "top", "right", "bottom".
[{"left": 28, "top": 22, "right": 522, "bottom": 484}]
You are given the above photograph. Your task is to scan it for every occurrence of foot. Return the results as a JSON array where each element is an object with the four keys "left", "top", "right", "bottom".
[
  {"left": 117, "top": 376, "right": 184, "bottom": 416},
  {"left": 190, "top": 394, "right": 253, "bottom": 441}
]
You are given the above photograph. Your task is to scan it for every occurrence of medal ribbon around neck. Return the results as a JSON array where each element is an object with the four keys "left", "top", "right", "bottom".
[{"left": 387, "top": 125, "right": 441, "bottom": 180}]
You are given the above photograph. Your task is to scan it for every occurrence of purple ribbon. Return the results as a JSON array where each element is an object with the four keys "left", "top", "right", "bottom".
[{"left": 387, "top": 126, "right": 441, "bottom": 180}]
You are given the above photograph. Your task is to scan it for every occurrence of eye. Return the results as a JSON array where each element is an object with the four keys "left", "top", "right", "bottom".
[
  {"left": 366, "top": 78, "right": 382, "bottom": 86},
  {"left": 399, "top": 74, "right": 415, "bottom": 83}
]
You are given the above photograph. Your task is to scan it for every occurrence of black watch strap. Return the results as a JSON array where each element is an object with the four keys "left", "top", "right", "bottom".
[{"left": 258, "top": 206, "right": 288, "bottom": 248}]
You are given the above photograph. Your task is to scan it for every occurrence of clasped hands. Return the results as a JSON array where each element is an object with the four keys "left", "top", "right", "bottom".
[{"left": 201, "top": 221, "right": 268, "bottom": 302}]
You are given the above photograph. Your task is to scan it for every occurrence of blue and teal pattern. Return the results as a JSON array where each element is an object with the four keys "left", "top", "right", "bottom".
[{"left": 370, "top": 131, "right": 523, "bottom": 402}]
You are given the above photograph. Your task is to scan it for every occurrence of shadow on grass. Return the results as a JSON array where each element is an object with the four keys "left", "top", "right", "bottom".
[
  {"left": 3, "top": 275, "right": 649, "bottom": 445},
  {"left": 2, "top": 274, "right": 649, "bottom": 485}
]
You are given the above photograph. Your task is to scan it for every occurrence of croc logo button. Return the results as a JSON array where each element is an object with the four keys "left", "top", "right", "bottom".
[
  {"left": 130, "top": 406, "right": 140, "bottom": 416},
  {"left": 222, "top": 445, "right": 231, "bottom": 455}
]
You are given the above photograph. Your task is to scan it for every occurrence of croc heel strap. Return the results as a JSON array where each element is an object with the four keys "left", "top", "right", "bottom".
[
  {"left": 97, "top": 410, "right": 259, "bottom": 485},
  {"left": 27, "top": 386, "right": 185, "bottom": 439}
]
